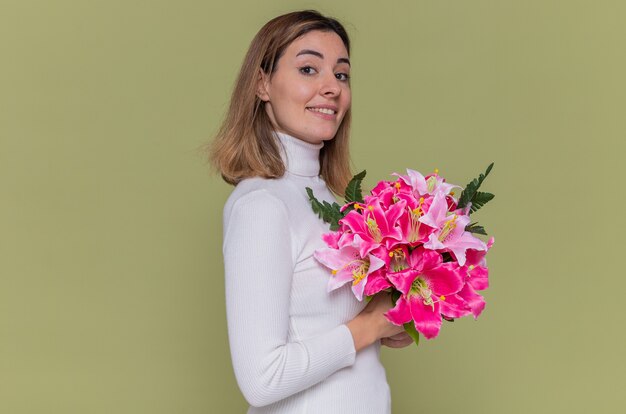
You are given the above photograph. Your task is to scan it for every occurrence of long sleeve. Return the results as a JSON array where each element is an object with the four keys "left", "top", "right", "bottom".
[{"left": 223, "top": 189, "right": 357, "bottom": 408}]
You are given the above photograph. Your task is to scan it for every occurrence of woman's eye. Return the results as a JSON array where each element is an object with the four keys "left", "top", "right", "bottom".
[
  {"left": 299, "top": 66, "right": 350, "bottom": 82},
  {"left": 299, "top": 66, "right": 317, "bottom": 75}
]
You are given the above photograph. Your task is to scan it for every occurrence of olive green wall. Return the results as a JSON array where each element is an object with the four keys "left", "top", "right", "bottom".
[{"left": 1, "top": 1, "right": 624, "bottom": 413}]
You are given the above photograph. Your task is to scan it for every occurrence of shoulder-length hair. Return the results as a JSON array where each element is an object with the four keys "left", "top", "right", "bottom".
[{"left": 206, "top": 10, "right": 353, "bottom": 196}]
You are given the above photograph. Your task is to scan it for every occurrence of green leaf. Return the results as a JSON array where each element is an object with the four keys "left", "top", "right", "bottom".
[
  {"left": 306, "top": 187, "right": 325, "bottom": 216},
  {"left": 344, "top": 170, "right": 367, "bottom": 204},
  {"left": 323, "top": 201, "right": 343, "bottom": 230},
  {"left": 469, "top": 191, "right": 495, "bottom": 214},
  {"left": 465, "top": 221, "right": 488, "bottom": 235},
  {"left": 457, "top": 162, "right": 494, "bottom": 212},
  {"left": 403, "top": 322, "right": 420, "bottom": 347},
  {"left": 305, "top": 187, "right": 343, "bottom": 230}
]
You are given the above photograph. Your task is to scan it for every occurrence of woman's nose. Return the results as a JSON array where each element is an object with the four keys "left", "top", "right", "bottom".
[{"left": 319, "top": 72, "right": 341, "bottom": 96}]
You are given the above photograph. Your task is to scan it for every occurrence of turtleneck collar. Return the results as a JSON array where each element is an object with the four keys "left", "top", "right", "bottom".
[{"left": 274, "top": 131, "right": 323, "bottom": 177}]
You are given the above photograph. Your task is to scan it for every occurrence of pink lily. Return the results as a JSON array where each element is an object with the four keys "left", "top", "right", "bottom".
[
  {"left": 396, "top": 168, "right": 461, "bottom": 198},
  {"left": 370, "top": 179, "right": 395, "bottom": 197},
  {"left": 394, "top": 192, "right": 433, "bottom": 246},
  {"left": 463, "top": 236, "right": 494, "bottom": 290},
  {"left": 339, "top": 198, "right": 405, "bottom": 257},
  {"left": 367, "top": 178, "right": 416, "bottom": 209},
  {"left": 419, "top": 191, "right": 487, "bottom": 266},
  {"left": 314, "top": 234, "right": 386, "bottom": 301},
  {"left": 455, "top": 236, "right": 494, "bottom": 318},
  {"left": 384, "top": 247, "right": 465, "bottom": 339}
]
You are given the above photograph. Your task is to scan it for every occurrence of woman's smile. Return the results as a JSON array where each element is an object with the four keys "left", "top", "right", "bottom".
[{"left": 306, "top": 105, "right": 339, "bottom": 120}]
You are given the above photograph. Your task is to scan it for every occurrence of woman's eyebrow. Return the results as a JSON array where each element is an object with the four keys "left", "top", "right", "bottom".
[{"left": 296, "top": 49, "right": 351, "bottom": 66}]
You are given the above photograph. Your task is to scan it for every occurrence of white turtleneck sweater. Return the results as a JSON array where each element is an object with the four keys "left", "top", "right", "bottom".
[{"left": 222, "top": 131, "right": 391, "bottom": 413}]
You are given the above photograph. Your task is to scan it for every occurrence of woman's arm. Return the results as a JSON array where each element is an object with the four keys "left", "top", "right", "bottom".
[{"left": 223, "top": 190, "right": 357, "bottom": 407}]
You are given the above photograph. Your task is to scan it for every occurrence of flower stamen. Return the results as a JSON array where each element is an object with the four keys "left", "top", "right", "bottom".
[
  {"left": 410, "top": 277, "right": 435, "bottom": 311},
  {"left": 351, "top": 261, "right": 370, "bottom": 285},
  {"left": 438, "top": 214, "right": 458, "bottom": 242},
  {"left": 366, "top": 217, "right": 383, "bottom": 243},
  {"left": 427, "top": 176, "right": 437, "bottom": 193},
  {"left": 389, "top": 248, "right": 409, "bottom": 272},
  {"left": 407, "top": 197, "right": 425, "bottom": 243},
  {"left": 334, "top": 258, "right": 371, "bottom": 286}
]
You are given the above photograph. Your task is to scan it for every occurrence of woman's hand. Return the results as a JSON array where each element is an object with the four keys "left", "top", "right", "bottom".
[
  {"left": 346, "top": 291, "right": 405, "bottom": 352},
  {"left": 381, "top": 331, "right": 413, "bottom": 348}
]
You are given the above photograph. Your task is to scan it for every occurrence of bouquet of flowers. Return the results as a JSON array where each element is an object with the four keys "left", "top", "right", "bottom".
[{"left": 306, "top": 163, "right": 495, "bottom": 346}]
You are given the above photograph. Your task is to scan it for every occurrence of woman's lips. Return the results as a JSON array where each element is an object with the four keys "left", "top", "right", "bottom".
[{"left": 306, "top": 107, "right": 337, "bottom": 120}]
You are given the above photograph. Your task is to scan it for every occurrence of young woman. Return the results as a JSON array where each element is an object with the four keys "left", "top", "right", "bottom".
[{"left": 209, "top": 10, "right": 412, "bottom": 413}]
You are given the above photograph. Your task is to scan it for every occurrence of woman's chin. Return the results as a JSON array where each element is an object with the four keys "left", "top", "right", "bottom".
[{"left": 313, "top": 128, "right": 341, "bottom": 142}]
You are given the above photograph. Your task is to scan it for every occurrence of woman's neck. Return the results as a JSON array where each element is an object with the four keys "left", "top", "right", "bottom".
[{"left": 274, "top": 131, "right": 323, "bottom": 177}]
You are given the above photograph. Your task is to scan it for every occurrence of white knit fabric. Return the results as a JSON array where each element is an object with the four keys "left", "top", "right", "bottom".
[{"left": 222, "top": 131, "right": 391, "bottom": 413}]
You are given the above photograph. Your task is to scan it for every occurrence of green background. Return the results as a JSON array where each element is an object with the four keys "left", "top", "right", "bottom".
[{"left": 2, "top": 1, "right": 624, "bottom": 413}]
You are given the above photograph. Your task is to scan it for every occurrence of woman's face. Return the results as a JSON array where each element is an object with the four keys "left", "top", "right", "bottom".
[{"left": 257, "top": 30, "right": 352, "bottom": 145}]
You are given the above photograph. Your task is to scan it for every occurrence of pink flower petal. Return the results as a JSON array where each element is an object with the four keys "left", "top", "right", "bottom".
[
  {"left": 437, "top": 181, "right": 462, "bottom": 195},
  {"left": 447, "top": 232, "right": 487, "bottom": 266},
  {"left": 364, "top": 271, "right": 391, "bottom": 296},
  {"left": 352, "top": 275, "right": 367, "bottom": 301},
  {"left": 419, "top": 191, "right": 447, "bottom": 229},
  {"left": 448, "top": 214, "right": 471, "bottom": 241},
  {"left": 339, "top": 210, "right": 368, "bottom": 235},
  {"left": 368, "top": 253, "right": 386, "bottom": 273},
  {"left": 387, "top": 269, "right": 419, "bottom": 295},
  {"left": 371, "top": 180, "right": 392, "bottom": 196},
  {"left": 410, "top": 247, "right": 442, "bottom": 273},
  {"left": 313, "top": 246, "right": 357, "bottom": 271},
  {"left": 458, "top": 283, "right": 486, "bottom": 319},
  {"left": 438, "top": 293, "right": 472, "bottom": 318},
  {"left": 467, "top": 265, "right": 489, "bottom": 290},
  {"left": 321, "top": 231, "right": 341, "bottom": 249},
  {"left": 465, "top": 248, "right": 487, "bottom": 267},
  {"left": 423, "top": 233, "right": 446, "bottom": 251},
  {"left": 385, "top": 199, "right": 407, "bottom": 228},
  {"left": 326, "top": 267, "right": 355, "bottom": 291},
  {"left": 385, "top": 297, "right": 412, "bottom": 326},
  {"left": 423, "top": 262, "right": 465, "bottom": 296},
  {"left": 339, "top": 201, "right": 356, "bottom": 213},
  {"left": 405, "top": 168, "right": 428, "bottom": 195},
  {"left": 408, "top": 295, "right": 442, "bottom": 339}
]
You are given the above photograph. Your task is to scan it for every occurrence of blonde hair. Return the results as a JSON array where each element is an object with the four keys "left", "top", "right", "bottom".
[{"left": 205, "top": 10, "right": 353, "bottom": 196}]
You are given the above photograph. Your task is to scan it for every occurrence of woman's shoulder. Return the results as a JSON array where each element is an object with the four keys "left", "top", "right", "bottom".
[{"left": 223, "top": 176, "right": 292, "bottom": 219}]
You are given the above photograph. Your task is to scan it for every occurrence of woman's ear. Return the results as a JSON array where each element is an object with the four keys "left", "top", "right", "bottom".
[{"left": 256, "top": 69, "right": 270, "bottom": 102}]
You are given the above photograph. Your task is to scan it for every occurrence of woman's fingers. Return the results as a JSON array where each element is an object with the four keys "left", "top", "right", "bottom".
[
  {"left": 381, "top": 332, "right": 414, "bottom": 348},
  {"left": 387, "top": 332, "right": 410, "bottom": 341},
  {"left": 381, "top": 336, "right": 413, "bottom": 348}
]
